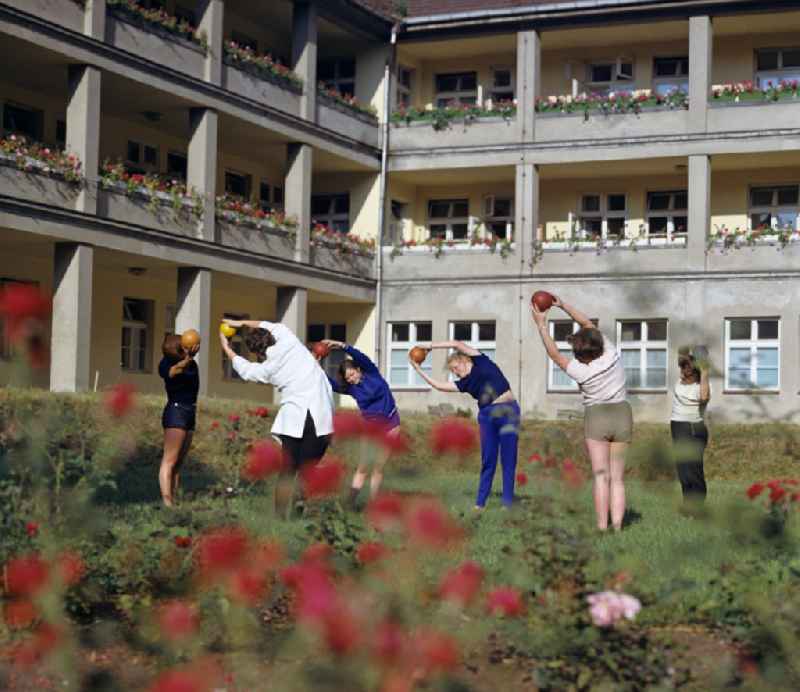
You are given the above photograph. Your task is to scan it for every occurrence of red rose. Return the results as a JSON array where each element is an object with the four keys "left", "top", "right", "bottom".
[
  {"left": 439, "top": 561, "right": 484, "bottom": 606},
  {"left": 516, "top": 472, "right": 528, "bottom": 486},
  {"left": 356, "top": 541, "right": 389, "bottom": 565},
  {"left": 25, "top": 522, "right": 39, "bottom": 538},
  {"left": 746, "top": 483, "right": 765, "bottom": 500},
  {"left": 486, "top": 587, "right": 525, "bottom": 617}
]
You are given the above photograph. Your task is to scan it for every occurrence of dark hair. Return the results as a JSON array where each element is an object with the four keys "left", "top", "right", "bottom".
[
  {"left": 337, "top": 358, "right": 361, "bottom": 388},
  {"left": 243, "top": 327, "right": 276, "bottom": 363},
  {"left": 162, "top": 334, "right": 184, "bottom": 362},
  {"left": 678, "top": 354, "right": 701, "bottom": 382},
  {"left": 568, "top": 327, "right": 604, "bottom": 363}
]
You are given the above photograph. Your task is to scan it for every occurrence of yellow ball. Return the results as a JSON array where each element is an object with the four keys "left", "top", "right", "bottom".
[{"left": 219, "top": 323, "right": 236, "bottom": 338}]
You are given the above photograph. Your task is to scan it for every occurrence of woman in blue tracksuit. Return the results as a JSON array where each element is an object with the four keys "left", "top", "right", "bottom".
[
  {"left": 410, "top": 341, "right": 520, "bottom": 509},
  {"left": 322, "top": 339, "right": 400, "bottom": 506}
]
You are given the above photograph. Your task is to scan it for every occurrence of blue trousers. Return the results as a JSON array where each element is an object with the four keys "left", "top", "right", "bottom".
[{"left": 476, "top": 401, "right": 520, "bottom": 507}]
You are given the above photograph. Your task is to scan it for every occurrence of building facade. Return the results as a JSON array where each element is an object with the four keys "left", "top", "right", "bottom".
[{"left": 1, "top": 0, "right": 799, "bottom": 422}]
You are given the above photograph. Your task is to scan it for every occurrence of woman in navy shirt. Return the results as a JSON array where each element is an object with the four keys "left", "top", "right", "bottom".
[
  {"left": 322, "top": 339, "right": 400, "bottom": 505},
  {"left": 410, "top": 341, "right": 520, "bottom": 509},
  {"left": 158, "top": 334, "right": 199, "bottom": 507}
]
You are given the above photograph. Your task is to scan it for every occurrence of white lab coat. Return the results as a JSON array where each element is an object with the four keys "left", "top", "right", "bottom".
[{"left": 232, "top": 321, "right": 334, "bottom": 438}]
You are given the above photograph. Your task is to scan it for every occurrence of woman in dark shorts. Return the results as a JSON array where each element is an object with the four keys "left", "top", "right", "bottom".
[
  {"left": 158, "top": 334, "right": 199, "bottom": 507},
  {"left": 532, "top": 297, "right": 632, "bottom": 531},
  {"left": 409, "top": 340, "right": 520, "bottom": 509}
]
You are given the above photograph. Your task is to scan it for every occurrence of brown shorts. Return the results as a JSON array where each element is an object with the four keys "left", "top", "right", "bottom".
[{"left": 584, "top": 401, "right": 633, "bottom": 443}]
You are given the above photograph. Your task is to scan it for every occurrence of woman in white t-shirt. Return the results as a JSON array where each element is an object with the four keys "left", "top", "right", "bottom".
[
  {"left": 670, "top": 351, "right": 710, "bottom": 502},
  {"left": 532, "top": 297, "right": 632, "bottom": 531}
]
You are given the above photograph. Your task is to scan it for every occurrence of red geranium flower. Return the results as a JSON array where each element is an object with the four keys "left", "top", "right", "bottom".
[
  {"left": 197, "top": 527, "right": 249, "bottom": 578},
  {"left": 228, "top": 567, "right": 267, "bottom": 605},
  {"left": 769, "top": 486, "right": 787, "bottom": 503},
  {"left": 253, "top": 540, "right": 284, "bottom": 572},
  {"left": 320, "top": 604, "right": 360, "bottom": 656},
  {"left": 404, "top": 499, "right": 462, "bottom": 548},
  {"left": 0, "top": 284, "right": 50, "bottom": 342},
  {"left": 746, "top": 483, "right": 765, "bottom": 500},
  {"left": 366, "top": 493, "right": 405, "bottom": 531},
  {"left": 228, "top": 414, "right": 240, "bottom": 425},
  {"left": 13, "top": 622, "right": 62, "bottom": 668},
  {"left": 175, "top": 536, "right": 192, "bottom": 549},
  {"left": 413, "top": 628, "right": 460, "bottom": 673},
  {"left": 105, "top": 383, "right": 136, "bottom": 418},
  {"left": 430, "top": 418, "right": 478, "bottom": 456},
  {"left": 356, "top": 541, "right": 389, "bottom": 565},
  {"left": 6, "top": 554, "right": 49, "bottom": 596},
  {"left": 56, "top": 551, "right": 85, "bottom": 587},
  {"left": 516, "top": 472, "right": 528, "bottom": 486},
  {"left": 333, "top": 410, "right": 366, "bottom": 439},
  {"left": 438, "top": 560, "right": 484, "bottom": 606},
  {"left": 243, "top": 441, "right": 284, "bottom": 481},
  {"left": 158, "top": 601, "right": 199, "bottom": 641},
  {"left": 4, "top": 599, "right": 38, "bottom": 629},
  {"left": 250, "top": 406, "right": 269, "bottom": 418},
  {"left": 486, "top": 587, "right": 525, "bottom": 617},
  {"left": 25, "top": 522, "right": 39, "bottom": 538},
  {"left": 301, "top": 459, "right": 346, "bottom": 498},
  {"left": 210, "top": 421, "right": 220, "bottom": 430},
  {"left": 528, "top": 453, "right": 542, "bottom": 464}
]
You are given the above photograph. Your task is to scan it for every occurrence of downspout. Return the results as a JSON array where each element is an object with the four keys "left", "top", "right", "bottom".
[{"left": 374, "top": 23, "right": 398, "bottom": 370}]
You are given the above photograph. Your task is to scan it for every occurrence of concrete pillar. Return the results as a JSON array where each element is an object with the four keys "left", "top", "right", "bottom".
[
  {"left": 276, "top": 287, "right": 308, "bottom": 341},
  {"left": 356, "top": 44, "right": 393, "bottom": 122},
  {"left": 515, "top": 162, "right": 539, "bottom": 272},
  {"left": 687, "top": 154, "right": 710, "bottom": 271},
  {"left": 285, "top": 143, "right": 313, "bottom": 263},
  {"left": 292, "top": 1, "right": 318, "bottom": 121},
  {"left": 197, "top": 0, "right": 224, "bottom": 86},
  {"left": 176, "top": 268, "right": 211, "bottom": 396},
  {"left": 67, "top": 65, "right": 101, "bottom": 214},
  {"left": 83, "top": 0, "right": 106, "bottom": 39},
  {"left": 688, "top": 16, "right": 712, "bottom": 133},
  {"left": 516, "top": 30, "right": 540, "bottom": 142},
  {"left": 50, "top": 243, "right": 93, "bottom": 392},
  {"left": 187, "top": 108, "right": 218, "bottom": 241}
]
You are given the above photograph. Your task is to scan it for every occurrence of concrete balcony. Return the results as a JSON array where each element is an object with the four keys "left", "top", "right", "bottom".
[
  {"left": 311, "top": 244, "right": 375, "bottom": 278},
  {"left": 216, "top": 219, "right": 296, "bottom": 262},
  {"left": 317, "top": 97, "right": 379, "bottom": 149},
  {"left": 389, "top": 116, "right": 517, "bottom": 151},
  {"left": 0, "top": 162, "right": 80, "bottom": 210},
  {"left": 105, "top": 10, "right": 205, "bottom": 81},
  {"left": 2, "top": 0, "right": 83, "bottom": 33},
  {"left": 382, "top": 245, "right": 520, "bottom": 280},
  {"left": 221, "top": 61, "right": 301, "bottom": 118},
  {"left": 97, "top": 187, "right": 199, "bottom": 238},
  {"left": 708, "top": 98, "right": 800, "bottom": 134},
  {"left": 706, "top": 236, "right": 800, "bottom": 272},
  {"left": 535, "top": 108, "right": 689, "bottom": 143}
]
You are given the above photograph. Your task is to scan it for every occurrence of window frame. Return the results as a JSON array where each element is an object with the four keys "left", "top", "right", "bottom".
[
  {"left": 724, "top": 318, "right": 781, "bottom": 392},
  {"left": 427, "top": 198, "right": 470, "bottom": 241},
  {"left": 311, "top": 193, "right": 350, "bottom": 233},
  {"left": 307, "top": 323, "right": 348, "bottom": 379},
  {"left": 448, "top": 321, "right": 496, "bottom": 359},
  {"left": 121, "top": 298, "right": 152, "bottom": 374},
  {"left": 755, "top": 47, "right": 800, "bottom": 88},
  {"left": 319, "top": 58, "right": 357, "bottom": 97},
  {"left": 397, "top": 65, "right": 414, "bottom": 108},
  {"left": 434, "top": 71, "right": 478, "bottom": 108},
  {"left": 652, "top": 56, "right": 689, "bottom": 95},
  {"left": 483, "top": 196, "right": 515, "bottom": 241},
  {"left": 2, "top": 101, "right": 44, "bottom": 142},
  {"left": 616, "top": 319, "right": 669, "bottom": 392},
  {"left": 577, "top": 193, "right": 627, "bottom": 240},
  {"left": 489, "top": 66, "right": 515, "bottom": 103},
  {"left": 585, "top": 57, "right": 634, "bottom": 95},
  {"left": 547, "top": 320, "right": 580, "bottom": 392},
  {"left": 224, "top": 169, "right": 252, "bottom": 200},
  {"left": 166, "top": 151, "right": 188, "bottom": 181},
  {"left": 747, "top": 184, "right": 800, "bottom": 232},
  {"left": 387, "top": 321, "right": 432, "bottom": 390},
  {"left": 646, "top": 189, "right": 688, "bottom": 241}
]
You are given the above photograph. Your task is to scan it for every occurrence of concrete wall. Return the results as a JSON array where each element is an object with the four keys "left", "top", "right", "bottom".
[{"left": 2, "top": 0, "right": 84, "bottom": 33}]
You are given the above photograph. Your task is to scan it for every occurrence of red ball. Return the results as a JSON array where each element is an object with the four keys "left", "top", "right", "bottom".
[
  {"left": 409, "top": 347, "right": 428, "bottom": 365},
  {"left": 531, "top": 291, "right": 554, "bottom": 311},
  {"left": 311, "top": 342, "right": 330, "bottom": 359}
]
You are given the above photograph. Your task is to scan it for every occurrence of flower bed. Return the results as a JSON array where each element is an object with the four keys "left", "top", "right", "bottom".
[
  {"left": 535, "top": 89, "right": 688, "bottom": 120},
  {"left": 317, "top": 84, "right": 378, "bottom": 121},
  {"left": 215, "top": 194, "right": 297, "bottom": 234},
  {"left": 0, "top": 134, "right": 83, "bottom": 183},
  {"left": 99, "top": 161, "right": 203, "bottom": 219},
  {"left": 391, "top": 101, "right": 517, "bottom": 131},
  {"left": 223, "top": 42, "right": 303, "bottom": 92},
  {"left": 311, "top": 224, "right": 375, "bottom": 257},
  {"left": 707, "top": 224, "right": 800, "bottom": 251},
  {"left": 392, "top": 232, "right": 514, "bottom": 259},
  {"left": 107, "top": 0, "right": 207, "bottom": 49},
  {"left": 711, "top": 80, "right": 800, "bottom": 104}
]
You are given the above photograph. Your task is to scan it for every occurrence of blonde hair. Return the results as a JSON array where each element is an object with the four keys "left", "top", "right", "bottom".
[{"left": 446, "top": 352, "right": 471, "bottom": 368}]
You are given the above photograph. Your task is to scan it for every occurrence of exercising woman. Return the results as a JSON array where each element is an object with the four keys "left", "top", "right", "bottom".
[
  {"left": 671, "top": 349, "right": 711, "bottom": 503},
  {"left": 532, "top": 297, "right": 632, "bottom": 531},
  {"left": 409, "top": 341, "right": 520, "bottom": 509},
  {"left": 219, "top": 319, "right": 334, "bottom": 516},
  {"left": 158, "top": 334, "right": 199, "bottom": 507},
  {"left": 321, "top": 339, "right": 400, "bottom": 505}
]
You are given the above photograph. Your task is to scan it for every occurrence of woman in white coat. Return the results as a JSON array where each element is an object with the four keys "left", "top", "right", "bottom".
[{"left": 219, "top": 318, "right": 334, "bottom": 515}]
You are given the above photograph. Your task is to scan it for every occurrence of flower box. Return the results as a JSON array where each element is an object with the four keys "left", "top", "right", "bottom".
[
  {"left": 0, "top": 136, "right": 83, "bottom": 183},
  {"left": 710, "top": 81, "right": 800, "bottom": 105},
  {"left": 707, "top": 226, "right": 800, "bottom": 252},
  {"left": 317, "top": 85, "right": 378, "bottom": 123},
  {"left": 391, "top": 102, "right": 517, "bottom": 130},
  {"left": 3, "top": 0, "right": 84, "bottom": 32},
  {"left": 223, "top": 43, "right": 302, "bottom": 93},
  {"left": 0, "top": 158, "right": 81, "bottom": 210},
  {"left": 107, "top": 0, "right": 207, "bottom": 49},
  {"left": 540, "top": 236, "right": 687, "bottom": 252},
  {"left": 535, "top": 89, "right": 688, "bottom": 120}
]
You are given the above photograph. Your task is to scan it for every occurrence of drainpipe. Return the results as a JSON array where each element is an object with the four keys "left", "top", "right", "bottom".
[{"left": 374, "top": 23, "right": 398, "bottom": 370}]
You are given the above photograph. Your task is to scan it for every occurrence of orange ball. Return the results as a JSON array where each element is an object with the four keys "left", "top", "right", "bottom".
[
  {"left": 531, "top": 291, "right": 554, "bottom": 311},
  {"left": 409, "top": 346, "right": 427, "bottom": 365},
  {"left": 311, "top": 342, "right": 330, "bottom": 359},
  {"left": 180, "top": 329, "right": 201, "bottom": 350}
]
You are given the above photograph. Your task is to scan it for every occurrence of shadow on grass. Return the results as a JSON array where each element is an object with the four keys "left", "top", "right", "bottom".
[{"left": 622, "top": 507, "right": 643, "bottom": 528}]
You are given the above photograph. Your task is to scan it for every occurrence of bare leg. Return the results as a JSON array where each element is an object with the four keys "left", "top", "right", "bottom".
[
  {"left": 159, "top": 428, "right": 187, "bottom": 507},
  {"left": 172, "top": 432, "right": 193, "bottom": 501},
  {"left": 585, "top": 438, "right": 611, "bottom": 531},
  {"left": 609, "top": 442, "right": 627, "bottom": 530},
  {"left": 351, "top": 465, "right": 368, "bottom": 491},
  {"left": 369, "top": 450, "right": 390, "bottom": 498}
]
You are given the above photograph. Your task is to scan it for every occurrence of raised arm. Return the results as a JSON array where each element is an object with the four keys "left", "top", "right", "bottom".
[
  {"left": 555, "top": 298, "right": 594, "bottom": 330},
  {"left": 409, "top": 358, "right": 459, "bottom": 392},
  {"left": 168, "top": 345, "right": 198, "bottom": 378},
  {"left": 222, "top": 318, "right": 263, "bottom": 329},
  {"left": 530, "top": 305, "right": 570, "bottom": 371},
  {"left": 698, "top": 365, "right": 710, "bottom": 404},
  {"left": 429, "top": 340, "right": 481, "bottom": 357},
  {"left": 341, "top": 344, "right": 379, "bottom": 374}
]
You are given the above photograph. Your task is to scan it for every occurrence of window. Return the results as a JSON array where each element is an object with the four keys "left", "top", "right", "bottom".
[
  {"left": 434, "top": 72, "right": 477, "bottom": 107},
  {"left": 3, "top": 102, "right": 44, "bottom": 141},
  {"left": 259, "top": 182, "right": 285, "bottom": 212},
  {"left": 547, "top": 320, "right": 598, "bottom": 392},
  {"left": 388, "top": 322, "right": 432, "bottom": 387},
  {"left": 586, "top": 58, "right": 633, "bottom": 95},
  {"left": 307, "top": 324, "right": 347, "bottom": 379},
  {"left": 174, "top": 4, "right": 195, "bottom": 25},
  {"left": 126, "top": 140, "right": 158, "bottom": 173},
  {"left": 756, "top": 48, "right": 800, "bottom": 88},
  {"left": 311, "top": 194, "right": 350, "bottom": 232},
  {"left": 140, "top": 0, "right": 166, "bottom": 9},
  {"left": 143, "top": 145, "right": 158, "bottom": 167},
  {"left": 225, "top": 170, "right": 252, "bottom": 200},
  {"left": 646, "top": 190, "right": 687, "bottom": 240},
  {"left": 483, "top": 196, "right": 514, "bottom": 241},
  {"left": 577, "top": 194, "right": 627, "bottom": 240},
  {"left": 449, "top": 322, "right": 496, "bottom": 361},
  {"left": 388, "top": 200, "right": 407, "bottom": 246},
  {"left": 652, "top": 57, "right": 689, "bottom": 95},
  {"left": 749, "top": 185, "right": 800, "bottom": 231},
  {"left": 222, "top": 312, "right": 249, "bottom": 380},
  {"left": 725, "top": 318, "right": 780, "bottom": 391},
  {"left": 121, "top": 298, "right": 152, "bottom": 373},
  {"left": 428, "top": 199, "right": 469, "bottom": 241},
  {"left": 127, "top": 140, "right": 141, "bottom": 164},
  {"left": 617, "top": 320, "right": 668, "bottom": 390},
  {"left": 56, "top": 119, "right": 66, "bottom": 147},
  {"left": 397, "top": 65, "right": 414, "bottom": 108},
  {"left": 231, "top": 31, "right": 257, "bottom": 52},
  {"left": 319, "top": 58, "right": 356, "bottom": 96},
  {"left": 490, "top": 67, "right": 514, "bottom": 102},
  {"left": 167, "top": 152, "right": 187, "bottom": 180}
]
